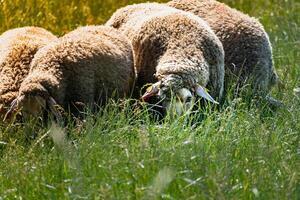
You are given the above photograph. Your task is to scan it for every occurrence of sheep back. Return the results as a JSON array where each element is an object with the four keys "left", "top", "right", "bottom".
[
  {"left": 106, "top": 3, "right": 224, "bottom": 100},
  {"left": 0, "top": 26, "right": 57, "bottom": 114},
  {"left": 19, "top": 25, "right": 135, "bottom": 112},
  {"left": 168, "top": 0, "right": 279, "bottom": 95}
]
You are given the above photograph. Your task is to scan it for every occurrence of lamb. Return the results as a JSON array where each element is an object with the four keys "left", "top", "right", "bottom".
[
  {"left": 167, "top": 0, "right": 279, "bottom": 101},
  {"left": 0, "top": 26, "right": 57, "bottom": 117},
  {"left": 6, "top": 25, "right": 135, "bottom": 119},
  {"left": 106, "top": 3, "right": 225, "bottom": 115}
]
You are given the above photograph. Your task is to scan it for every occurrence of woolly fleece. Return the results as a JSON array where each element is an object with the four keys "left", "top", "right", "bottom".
[
  {"left": 168, "top": 0, "right": 279, "bottom": 95},
  {"left": 106, "top": 3, "right": 225, "bottom": 100},
  {"left": 17, "top": 25, "right": 135, "bottom": 114},
  {"left": 0, "top": 26, "right": 57, "bottom": 115}
]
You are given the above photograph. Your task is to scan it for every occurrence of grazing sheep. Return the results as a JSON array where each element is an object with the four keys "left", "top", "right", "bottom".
[
  {"left": 7, "top": 25, "right": 135, "bottom": 119},
  {"left": 0, "top": 26, "right": 57, "bottom": 116},
  {"left": 168, "top": 0, "right": 279, "bottom": 99},
  {"left": 106, "top": 3, "right": 224, "bottom": 114}
]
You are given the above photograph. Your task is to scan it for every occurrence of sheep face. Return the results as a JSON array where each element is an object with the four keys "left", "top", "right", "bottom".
[
  {"left": 20, "top": 95, "right": 46, "bottom": 117},
  {"left": 142, "top": 84, "right": 195, "bottom": 116},
  {"left": 164, "top": 88, "right": 195, "bottom": 116},
  {"left": 4, "top": 94, "right": 46, "bottom": 121},
  {"left": 142, "top": 82, "right": 218, "bottom": 116},
  {"left": 4, "top": 87, "right": 61, "bottom": 121}
]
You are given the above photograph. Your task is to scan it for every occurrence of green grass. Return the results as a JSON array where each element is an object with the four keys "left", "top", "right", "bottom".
[{"left": 0, "top": 0, "right": 299, "bottom": 199}]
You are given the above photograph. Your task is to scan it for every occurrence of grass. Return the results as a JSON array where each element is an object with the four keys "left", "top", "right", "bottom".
[{"left": 0, "top": 0, "right": 299, "bottom": 199}]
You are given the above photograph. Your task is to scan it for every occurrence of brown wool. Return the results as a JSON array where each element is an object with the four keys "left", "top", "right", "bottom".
[
  {"left": 167, "top": 0, "right": 279, "bottom": 95},
  {"left": 16, "top": 25, "right": 135, "bottom": 116},
  {"left": 0, "top": 27, "right": 57, "bottom": 116},
  {"left": 106, "top": 3, "right": 225, "bottom": 100}
]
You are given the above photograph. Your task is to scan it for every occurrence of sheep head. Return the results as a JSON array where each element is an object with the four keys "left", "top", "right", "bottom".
[
  {"left": 142, "top": 78, "right": 218, "bottom": 116},
  {"left": 4, "top": 84, "right": 62, "bottom": 121}
]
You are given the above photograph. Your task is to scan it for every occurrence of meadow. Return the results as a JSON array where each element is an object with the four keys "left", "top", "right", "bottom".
[{"left": 0, "top": 0, "right": 299, "bottom": 199}]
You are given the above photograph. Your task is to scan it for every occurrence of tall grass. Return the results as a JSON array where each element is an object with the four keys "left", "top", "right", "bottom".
[{"left": 0, "top": 0, "right": 299, "bottom": 199}]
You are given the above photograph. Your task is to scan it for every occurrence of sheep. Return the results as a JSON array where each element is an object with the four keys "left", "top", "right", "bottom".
[
  {"left": 6, "top": 25, "right": 135, "bottom": 119},
  {"left": 167, "top": 0, "right": 279, "bottom": 102},
  {"left": 0, "top": 26, "right": 57, "bottom": 117},
  {"left": 106, "top": 3, "right": 225, "bottom": 115}
]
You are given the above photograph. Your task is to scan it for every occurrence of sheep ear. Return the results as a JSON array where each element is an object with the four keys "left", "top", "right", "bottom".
[
  {"left": 141, "top": 82, "right": 161, "bottom": 102},
  {"left": 195, "top": 85, "right": 219, "bottom": 104},
  {"left": 46, "top": 96, "right": 63, "bottom": 122},
  {"left": 3, "top": 95, "right": 24, "bottom": 121}
]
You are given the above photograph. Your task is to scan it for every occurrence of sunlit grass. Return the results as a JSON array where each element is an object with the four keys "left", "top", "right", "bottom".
[{"left": 0, "top": 0, "right": 299, "bottom": 199}]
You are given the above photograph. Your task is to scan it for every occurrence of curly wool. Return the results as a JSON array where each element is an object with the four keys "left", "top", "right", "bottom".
[
  {"left": 18, "top": 25, "right": 135, "bottom": 113},
  {"left": 106, "top": 3, "right": 224, "bottom": 100},
  {"left": 0, "top": 26, "right": 57, "bottom": 114},
  {"left": 168, "top": 0, "right": 279, "bottom": 95}
]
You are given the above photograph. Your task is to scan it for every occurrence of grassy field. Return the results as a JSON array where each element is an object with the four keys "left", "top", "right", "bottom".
[{"left": 0, "top": 0, "right": 299, "bottom": 199}]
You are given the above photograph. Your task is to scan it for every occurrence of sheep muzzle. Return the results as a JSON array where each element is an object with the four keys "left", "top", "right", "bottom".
[
  {"left": 164, "top": 88, "right": 195, "bottom": 116},
  {"left": 4, "top": 94, "right": 62, "bottom": 122}
]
